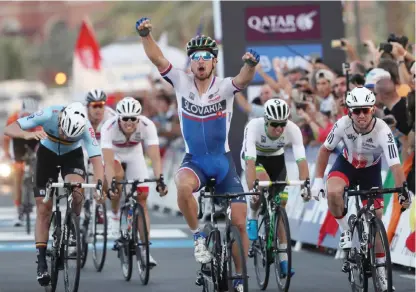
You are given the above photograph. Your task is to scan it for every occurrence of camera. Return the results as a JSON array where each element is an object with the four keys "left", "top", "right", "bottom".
[
  {"left": 387, "top": 33, "right": 408, "bottom": 48},
  {"left": 379, "top": 43, "right": 393, "bottom": 54}
]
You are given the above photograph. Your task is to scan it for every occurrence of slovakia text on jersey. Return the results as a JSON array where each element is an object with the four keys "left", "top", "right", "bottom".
[
  {"left": 324, "top": 116, "right": 401, "bottom": 168},
  {"left": 100, "top": 115, "right": 159, "bottom": 153},
  {"left": 161, "top": 63, "right": 242, "bottom": 156},
  {"left": 242, "top": 118, "right": 306, "bottom": 161},
  {"left": 16, "top": 106, "right": 101, "bottom": 158}
]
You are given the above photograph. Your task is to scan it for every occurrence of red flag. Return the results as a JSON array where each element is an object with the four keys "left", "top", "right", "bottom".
[
  {"left": 318, "top": 210, "right": 339, "bottom": 246},
  {"left": 74, "top": 19, "right": 101, "bottom": 71}
]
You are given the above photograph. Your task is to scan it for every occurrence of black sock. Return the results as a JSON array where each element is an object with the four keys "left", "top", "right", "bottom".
[{"left": 36, "top": 242, "right": 47, "bottom": 261}]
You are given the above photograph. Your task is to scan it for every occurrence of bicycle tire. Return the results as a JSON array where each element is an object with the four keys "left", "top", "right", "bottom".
[
  {"left": 63, "top": 212, "right": 81, "bottom": 292},
  {"left": 46, "top": 212, "right": 59, "bottom": 292},
  {"left": 133, "top": 203, "right": 150, "bottom": 285},
  {"left": 92, "top": 203, "right": 107, "bottom": 272},
  {"left": 227, "top": 225, "right": 248, "bottom": 292},
  {"left": 253, "top": 214, "right": 271, "bottom": 290},
  {"left": 273, "top": 207, "right": 292, "bottom": 292},
  {"left": 370, "top": 217, "right": 393, "bottom": 292},
  {"left": 348, "top": 214, "right": 369, "bottom": 292},
  {"left": 202, "top": 223, "right": 222, "bottom": 292},
  {"left": 22, "top": 178, "right": 32, "bottom": 235},
  {"left": 80, "top": 205, "right": 89, "bottom": 269},
  {"left": 118, "top": 207, "right": 132, "bottom": 281}
]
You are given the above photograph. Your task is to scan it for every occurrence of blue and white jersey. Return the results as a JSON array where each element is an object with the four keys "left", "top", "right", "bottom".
[
  {"left": 17, "top": 106, "right": 101, "bottom": 158},
  {"left": 161, "top": 63, "right": 242, "bottom": 156}
]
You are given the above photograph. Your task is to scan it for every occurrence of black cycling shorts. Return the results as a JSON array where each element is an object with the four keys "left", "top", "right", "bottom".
[
  {"left": 34, "top": 144, "right": 86, "bottom": 198},
  {"left": 12, "top": 138, "right": 39, "bottom": 162},
  {"left": 256, "top": 154, "right": 287, "bottom": 194}
]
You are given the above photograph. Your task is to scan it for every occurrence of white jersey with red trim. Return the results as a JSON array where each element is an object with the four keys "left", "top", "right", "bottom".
[
  {"left": 324, "top": 115, "right": 400, "bottom": 168},
  {"left": 87, "top": 106, "right": 116, "bottom": 140},
  {"left": 160, "top": 63, "right": 242, "bottom": 156},
  {"left": 100, "top": 115, "right": 159, "bottom": 154}
]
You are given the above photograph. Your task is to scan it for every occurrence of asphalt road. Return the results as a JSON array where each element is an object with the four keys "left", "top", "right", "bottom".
[{"left": 0, "top": 193, "right": 414, "bottom": 292}]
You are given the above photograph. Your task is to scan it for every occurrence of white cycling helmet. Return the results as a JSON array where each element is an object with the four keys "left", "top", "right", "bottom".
[
  {"left": 86, "top": 89, "right": 107, "bottom": 103},
  {"left": 345, "top": 87, "right": 376, "bottom": 108},
  {"left": 116, "top": 97, "right": 142, "bottom": 117},
  {"left": 264, "top": 98, "right": 290, "bottom": 121},
  {"left": 22, "top": 98, "right": 39, "bottom": 113},
  {"left": 60, "top": 102, "right": 88, "bottom": 138}
]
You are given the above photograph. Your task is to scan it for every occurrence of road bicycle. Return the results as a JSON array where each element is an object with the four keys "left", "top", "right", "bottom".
[
  {"left": 195, "top": 178, "right": 258, "bottom": 292},
  {"left": 112, "top": 177, "right": 163, "bottom": 285},
  {"left": 44, "top": 176, "right": 102, "bottom": 292},
  {"left": 249, "top": 179, "right": 310, "bottom": 292},
  {"left": 21, "top": 145, "right": 37, "bottom": 234},
  {"left": 80, "top": 168, "right": 108, "bottom": 272},
  {"left": 343, "top": 182, "right": 409, "bottom": 292}
]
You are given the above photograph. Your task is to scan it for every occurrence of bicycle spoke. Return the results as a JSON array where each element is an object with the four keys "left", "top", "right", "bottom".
[
  {"left": 253, "top": 215, "right": 270, "bottom": 290},
  {"left": 92, "top": 203, "right": 107, "bottom": 272}
]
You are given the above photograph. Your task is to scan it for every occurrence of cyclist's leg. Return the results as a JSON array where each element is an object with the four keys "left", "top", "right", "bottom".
[
  {"left": 33, "top": 145, "right": 59, "bottom": 284},
  {"left": 326, "top": 155, "right": 354, "bottom": 249},
  {"left": 11, "top": 139, "right": 26, "bottom": 224},
  {"left": 215, "top": 153, "right": 247, "bottom": 275},
  {"left": 174, "top": 154, "right": 210, "bottom": 263},
  {"left": 246, "top": 162, "right": 270, "bottom": 240}
]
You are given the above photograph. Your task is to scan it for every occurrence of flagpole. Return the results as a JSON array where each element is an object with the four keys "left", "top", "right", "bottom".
[{"left": 212, "top": 0, "right": 224, "bottom": 79}]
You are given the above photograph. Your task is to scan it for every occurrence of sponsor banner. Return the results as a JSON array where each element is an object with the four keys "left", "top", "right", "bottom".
[
  {"left": 247, "top": 44, "right": 323, "bottom": 83},
  {"left": 245, "top": 5, "right": 321, "bottom": 41}
]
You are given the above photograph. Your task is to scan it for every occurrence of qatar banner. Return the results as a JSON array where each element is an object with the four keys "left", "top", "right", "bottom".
[{"left": 245, "top": 5, "right": 321, "bottom": 41}]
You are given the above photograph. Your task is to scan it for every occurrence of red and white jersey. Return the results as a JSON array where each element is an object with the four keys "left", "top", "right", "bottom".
[
  {"left": 324, "top": 115, "right": 401, "bottom": 169},
  {"left": 100, "top": 115, "right": 159, "bottom": 154}
]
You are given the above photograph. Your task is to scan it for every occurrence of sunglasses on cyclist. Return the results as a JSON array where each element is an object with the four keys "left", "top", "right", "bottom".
[
  {"left": 269, "top": 121, "right": 287, "bottom": 128},
  {"left": 351, "top": 107, "right": 372, "bottom": 115},
  {"left": 121, "top": 117, "right": 138, "bottom": 122},
  {"left": 89, "top": 101, "right": 105, "bottom": 109},
  {"left": 190, "top": 51, "right": 214, "bottom": 61}
]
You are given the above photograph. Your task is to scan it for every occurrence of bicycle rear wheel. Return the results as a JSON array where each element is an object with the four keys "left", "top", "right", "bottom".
[
  {"left": 227, "top": 225, "right": 248, "bottom": 292},
  {"left": 348, "top": 214, "right": 369, "bottom": 292},
  {"left": 273, "top": 207, "right": 292, "bottom": 292},
  {"left": 92, "top": 202, "right": 107, "bottom": 272},
  {"left": 370, "top": 217, "right": 393, "bottom": 292},
  {"left": 63, "top": 212, "right": 81, "bottom": 292},
  {"left": 133, "top": 203, "right": 150, "bottom": 284},
  {"left": 253, "top": 213, "right": 271, "bottom": 290},
  {"left": 80, "top": 201, "right": 90, "bottom": 269},
  {"left": 118, "top": 206, "right": 132, "bottom": 281}
]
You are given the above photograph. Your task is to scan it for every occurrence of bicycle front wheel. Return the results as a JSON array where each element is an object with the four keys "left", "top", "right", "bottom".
[
  {"left": 118, "top": 207, "right": 132, "bottom": 281},
  {"left": 227, "top": 225, "right": 248, "bottom": 292},
  {"left": 133, "top": 203, "right": 150, "bottom": 285},
  {"left": 253, "top": 214, "right": 271, "bottom": 290},
  {"left": 22, "top": 178, "right": 33, "bottom": 235},
  {"left": 370, "top": 217, "right": 393, "bottom": 292},
  {"left": 46, "top": 212, "right": 59, "bottom": 292},
  {"left": 63, "top": 212, "right": 81, "bottom": 292},
  {"left": 92, "top": 202, "right": 107, "bottom": 272},
  {"left": 273, "top": 207, "right": 292, "bottom": 292}
]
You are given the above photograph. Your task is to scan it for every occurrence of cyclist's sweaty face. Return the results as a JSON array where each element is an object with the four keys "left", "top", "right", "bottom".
[
  {"left": 190, "top": 51, "right": 216, "bottom": 81},
  {"left": 350, "top": 107, "right": 374, "bottom": 130},
  {"left": 266, "top": 120, "right": 286, "bottom": 137},
  {"left": 88, "top": 101, "right": 105, "bottom": 121}
]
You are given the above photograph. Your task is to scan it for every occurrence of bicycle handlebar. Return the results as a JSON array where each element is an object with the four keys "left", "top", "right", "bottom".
[
  {"left": 43, "top": 179, "right": 103, "bottom": 203},
  {"left": 255, "top": 179, "right": 308, "bottom": 188}
]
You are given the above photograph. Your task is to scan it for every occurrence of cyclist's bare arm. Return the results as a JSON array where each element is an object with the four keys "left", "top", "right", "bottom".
[
  {"left": 141, "top": 31, "right": 170, "bottom": 72},
  {"left": 89, "top": 155, "right": 104, "bottom": 185},
  {"left": 297, "top": 159, "right": 309, "bottom": 181},
  {"left": 102, "top": 148, "right": 116, "bottom": 185},
  {"left": 245, "top": 159, "right": 256, "bottom": 190},
  {"left": 4, "top": 122, "right": 28, "bottom": 139},
  {"left": 315, "top": 145, "right": 332, "bottom": 178},
  {"left": 390, "top": 164, "right": 406, "bottom": 188},
  {"left": 233, "top": 62, "right": 256, "bottom": 89},
  {"left": 146, "top": 145, "right": 162, "bottom": 178}
]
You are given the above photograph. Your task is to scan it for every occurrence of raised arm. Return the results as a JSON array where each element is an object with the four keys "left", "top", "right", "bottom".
[
  {"left": 136, "top": 17, "right": 170, "bottom": 72},
  {"left": 233, "top": 49, "right": 260, "bottom": 89}
]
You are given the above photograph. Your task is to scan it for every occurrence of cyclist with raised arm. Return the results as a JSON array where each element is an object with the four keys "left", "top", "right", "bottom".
[
  {"left": 137, "top": 17, "right": 258, "bottom": 290},
  {"left": 101, "top": 97, "right": 167, "bottom": 267},
  {"left": 3, "top": 98, "right": 41, "bottom": 226},
  {"left": 242, "top": 98, "right": 310, "bottom": 277},
  {"left": 3, "top": 102, "right": 104, "bottom": 287},
  {"left": 311, "top": 86, "right": 410, "bottom": 291}
]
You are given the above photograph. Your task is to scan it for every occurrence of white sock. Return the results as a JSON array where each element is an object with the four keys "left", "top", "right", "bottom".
[
  {"left": 191, "top": 227, "right": 200, "bottom": 234},
  {"left": 335, "top": 216, "right": 349, "bottom": 232},
  {"left": 279, "top": 243, "right": 288, "bottom": 261},
  {"left": 376, "top": 257, "right": 386, "bottom": 264}
]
